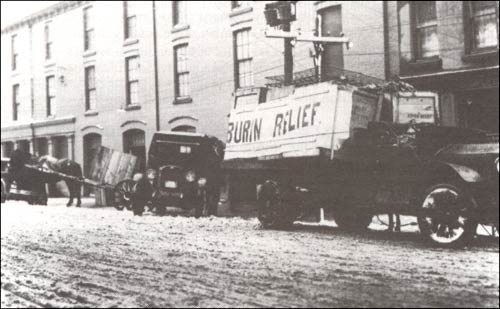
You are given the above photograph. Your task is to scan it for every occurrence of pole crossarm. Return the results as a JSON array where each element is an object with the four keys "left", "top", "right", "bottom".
[{"left": 265, "top": 29, "right": 350, "bottom": 44}]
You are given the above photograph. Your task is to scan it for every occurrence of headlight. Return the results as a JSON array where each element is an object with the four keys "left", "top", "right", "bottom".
[
  {"left": 197, "top": 177, "right": 207, "bottom": 187},
  {"left": 496, "top": 157, "right": 499, "bottom": 172},
  {"left": 146, "top": 169, "right": 157, "bottom": 180},
  {"left": 185, "top": 170, "right": 196, "bottom": 182}
]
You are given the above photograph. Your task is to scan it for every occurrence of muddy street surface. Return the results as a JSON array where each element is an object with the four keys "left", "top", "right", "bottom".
[{"left": 1, "top": 200, "right": 499, "bottom": 308}]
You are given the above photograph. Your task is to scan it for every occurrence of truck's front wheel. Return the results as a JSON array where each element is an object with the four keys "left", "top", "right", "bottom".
[{"left": 417, "top": 183, "right": 477, "bottom": 248}]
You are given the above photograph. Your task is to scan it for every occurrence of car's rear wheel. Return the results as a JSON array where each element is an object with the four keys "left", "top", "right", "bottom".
[
  {"left": 258, "top": 180, "right": 295, "bottom": 229},
  {"left": 417, "top": 183, "right": 477, "bottom": 248}
]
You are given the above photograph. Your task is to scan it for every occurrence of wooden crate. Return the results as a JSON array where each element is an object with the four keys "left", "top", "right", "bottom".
[{"left": 88, "top": 146, "right": 137, "bottom": 206}]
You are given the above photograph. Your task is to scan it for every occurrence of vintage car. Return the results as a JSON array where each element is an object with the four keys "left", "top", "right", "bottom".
[
  {"left": 224, "top": 81, "right": 498, "bottom": 247},
  {"left": 330, "top": 122, "right": 498, "bottom": 247},
  {"left": 131, "top": 132, "right": 224, "bottom": 217}
]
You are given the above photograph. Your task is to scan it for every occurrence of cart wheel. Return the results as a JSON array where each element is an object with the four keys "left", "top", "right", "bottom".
[
  {"left": 417, "top": 183, "right": 477, "bottom": 248},
  {"left": 114, "top": 180, "right": 136, "bottom": 211}
]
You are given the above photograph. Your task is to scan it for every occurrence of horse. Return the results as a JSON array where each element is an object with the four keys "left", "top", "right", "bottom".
[{"left": 38, "top": 155, "right": 83, "bottom": 207}]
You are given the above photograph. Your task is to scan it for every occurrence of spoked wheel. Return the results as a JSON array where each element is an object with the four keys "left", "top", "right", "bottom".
[
  {"left": 114, "top": 180, "right": 136, "bottom": 211},
  {"left": 418, "top": 183, "right": 477, "bottom": 248},
  {"left": 258, "top": 180, "right": 295, "bottom": 229}
]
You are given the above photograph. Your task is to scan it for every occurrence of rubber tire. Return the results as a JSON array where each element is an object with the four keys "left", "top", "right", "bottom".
[
  {"left": 258, "top": 180, "right": 295, "bottom": 229},
  {"left": 417, "top": 183, "right": 477, "bottom": 248}
]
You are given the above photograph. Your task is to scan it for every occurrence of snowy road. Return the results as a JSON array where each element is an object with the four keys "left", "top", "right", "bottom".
[{"left": 1, "top": 200, "right": 499, "bottom": 308}]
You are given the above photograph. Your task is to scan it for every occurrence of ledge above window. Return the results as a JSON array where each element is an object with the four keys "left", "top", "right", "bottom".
[
  {"left": 406, "top": 57, "right": 442, "bottom": 72},
  {"left": 173, "top": 96, "right": 193, "bottom": 105},
  {"left": 171, "top": 24, "right": 190, "bottom": 34},
  {"left": 123, "top": 38, "right": 139, "bottom": 47},
  {"left": 83, "top": 50, "right": 97, "bottom": 58},
  {"left": 124, "top": 104, "right": 141, "bottom": 111},
  {"left": 462, "top": 49, "right": 499, "bottom": 64},
  {"left": 230, "top": 6, "right": 252, "bottom": 18},
  {"left": 84, "top": 110, "right": 98, "bottom": 117}
]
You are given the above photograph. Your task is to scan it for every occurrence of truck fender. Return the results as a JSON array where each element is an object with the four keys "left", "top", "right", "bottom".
[{"left": 442, "top": 162, "right": 483, "bottom": 183}]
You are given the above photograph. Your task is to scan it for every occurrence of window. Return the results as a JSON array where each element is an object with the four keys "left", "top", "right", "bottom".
[
  {"left": 85, "top": 66, "right": 96, "bottom": 111},
  {"left": 234, "top": 28, "right": 253, "bottom": 89},
  {"left": 46, "top": 76, "right": 56, "bottom": 116},
  {"left": 172, "top": 1, "right": 187, "bottom": 26},
  {"left": 125, "top": 56, "right": 139, "bottom": 106},
  {"left": 174, "top": 45, "right": 190, "bottom": 99},
  {"left": 124, "top": 1, "right": 137, "bottom": 39},
  {"left": 232, "top": 1, "right": 251, "bottom": 9},
  {"left": 12, "top": 84, "right": 20, "bottom": 121},
  {"left": 11, "top": 34, "right": 18, "bottom": 71},
  {"left": 466, "top": 1, "right": 499, "bottom": 52},
  {"left": 413, "top": 1, "right": 439, "bottom": 59},
  {"left": 45, "top": 24, "right": 52, "bottom": 60},
  {"left": 83, "top": 7, "right": 94, "bottom": 51}
]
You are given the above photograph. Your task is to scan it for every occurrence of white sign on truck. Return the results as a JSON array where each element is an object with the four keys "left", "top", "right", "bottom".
[
  {"left": 393, "top": 92, "right": 439, "bottom": 124},
  {"left": 224, "top": 82, "right": 381, "bottom": 160}
]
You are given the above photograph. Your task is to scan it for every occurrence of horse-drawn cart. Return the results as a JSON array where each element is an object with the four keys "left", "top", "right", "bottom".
[{"left": 1, "top": 146, "right": 138, "bottom": 207}]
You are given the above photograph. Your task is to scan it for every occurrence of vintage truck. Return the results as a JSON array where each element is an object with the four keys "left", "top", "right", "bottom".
[{"left": 223, "top": 81, "right": 499, "bottom": 247}]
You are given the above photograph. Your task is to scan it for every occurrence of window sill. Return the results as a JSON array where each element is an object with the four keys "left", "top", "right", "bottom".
[
  {"left": 83, "top": 50, "right": 97, "bottom": 58},
  {"left": 229, "top": 6, "right": 253, "bottom": 18},
  {"left": 124, "top": 104, "right": 141, "bottom": 111},
  {"left": 123, "top": 38, "right": 139, "bottom": 47},
  {"left": 407, "top": 57, "right": 442, "bottom": 71},
  {"left": 171, "top": 24, "right": 190, "bottom": 33},
  {"left": 84, "top": 110, "right": 98, "bottom": 117},
  {"left": 462, "top": 49, "right": 498, "bottom": 63},
  {"left": 173, "top": 97, "right": 193, "bottom": 105}
]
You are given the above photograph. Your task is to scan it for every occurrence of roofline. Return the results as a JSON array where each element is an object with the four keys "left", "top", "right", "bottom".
[
  {"left": 400, "top": 65, "right": 499, "bottom": 80},
  {"left": 1, "top": 1, "right": 88, "bottom": 34}
]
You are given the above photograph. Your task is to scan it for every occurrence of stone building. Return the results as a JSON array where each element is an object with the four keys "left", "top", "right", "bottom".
[{"left": 385, "top": 1, "right": 499, "bottom": 132}]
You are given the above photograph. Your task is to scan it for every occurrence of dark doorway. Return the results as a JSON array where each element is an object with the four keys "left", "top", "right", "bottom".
[
  {"left": 123, "top": 129, "right": 146, "bottom": 173},
  {"left": 457, "top": 88, "right": 499, "bottom": 133},
  {"left": 320, "top": 5, "right": 344, "bottom": 81},
  {"left": 53, "top": 136, "right": 68, "bottom": 159},
  {"left": 83, "top": 133, "right": 102, "bottom": 196}
]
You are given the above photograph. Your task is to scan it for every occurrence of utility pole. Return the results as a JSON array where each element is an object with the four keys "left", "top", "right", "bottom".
[
  {"left": 152, "top": 1, "right": 160, "bottom": 131},
  {"left": 283, "top": 23, "right": 293, "bottom": 85}
]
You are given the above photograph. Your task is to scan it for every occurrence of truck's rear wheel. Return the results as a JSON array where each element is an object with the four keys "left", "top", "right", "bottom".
[
  {"left": 334, "top": 209, "right": 373, "bottom": 231},
  {"left": 417, "top": 183, "right": 477, "bottom": 248},
  {"left": 258, "top": 180, "right": 295, "bottom": 229}
]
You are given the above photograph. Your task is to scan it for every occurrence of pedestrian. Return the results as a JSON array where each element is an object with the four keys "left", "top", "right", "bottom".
[{"left": 131, "top": 174, "right": 153, "bottom": 216}]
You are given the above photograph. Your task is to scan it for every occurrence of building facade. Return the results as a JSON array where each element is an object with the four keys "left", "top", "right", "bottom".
[
  {"left": 386, "top": 1, "right": 499, "bottom": 133},
  {"left": 1, "top": 1, "right": 387, "bottom": 179}
]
